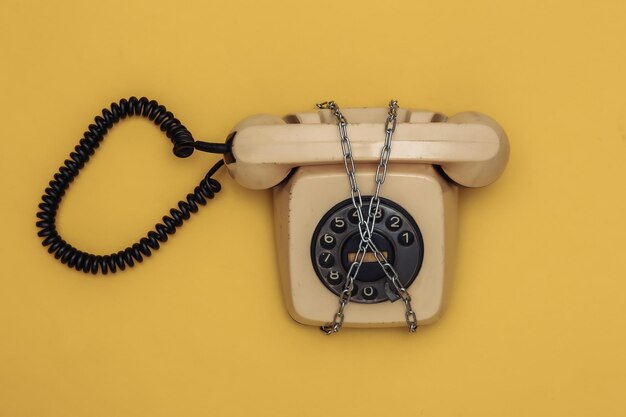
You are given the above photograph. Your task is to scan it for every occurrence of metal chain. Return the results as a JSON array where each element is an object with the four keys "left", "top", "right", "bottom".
[
  {"left": 317, "top": 100, "right": 418, "bottom": 334},
  {"left": 320, "top": 239, "right": 368, "bottom": 334}
]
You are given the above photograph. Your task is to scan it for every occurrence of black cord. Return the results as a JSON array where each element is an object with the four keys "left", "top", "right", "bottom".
[{"left": 36, "top": 97, "right": 227, "bottom": 274}]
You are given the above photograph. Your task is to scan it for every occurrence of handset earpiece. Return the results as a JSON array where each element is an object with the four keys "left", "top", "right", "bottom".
[
  {"left": 439, "top": 112, "right": 509, "bottom": 187},
  {"left": 224, "top": 114, "right": 291, "bottom": 190}
]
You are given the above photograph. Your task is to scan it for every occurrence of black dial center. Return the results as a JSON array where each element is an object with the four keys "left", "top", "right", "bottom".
[{"left": 341, "top": 232, "right": 395, "bottom": 282}]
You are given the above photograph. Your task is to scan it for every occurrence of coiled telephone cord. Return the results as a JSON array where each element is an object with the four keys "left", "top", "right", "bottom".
[{"left": 36, "top": 97, "right": 227, "bottom": 274}]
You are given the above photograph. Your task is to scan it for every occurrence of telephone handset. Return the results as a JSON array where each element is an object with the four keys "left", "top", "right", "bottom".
[
  {"left": 36, "top": 97, "right": 508, "bottom": 333},
  {"left": 228, "top": 108, "right": 507, "bottom": 189}
]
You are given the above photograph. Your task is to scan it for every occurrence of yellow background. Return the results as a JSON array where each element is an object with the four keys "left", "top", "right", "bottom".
[{"left": 1, "top": 0, "right": 625, "bottom": 416}]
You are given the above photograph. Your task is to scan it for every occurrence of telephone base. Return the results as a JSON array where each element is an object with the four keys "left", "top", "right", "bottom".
[{"left": 273, "top": 164, "right": 458, "bottom": 328}]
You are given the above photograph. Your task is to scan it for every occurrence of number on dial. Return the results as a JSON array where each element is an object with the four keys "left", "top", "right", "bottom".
[
  {"left": 398, "top": 231, "right": 415, "bottom": 246},
  {"left": 320, "top": 233, "right": 336, "bottom": 249},
  {"left": 330, "top": 217, "right": 346, "bottom": 233},
  {"left": 386, "top": 215, "right": 402, "bottom": 231},
  {"left": 327, "top": 270, "right": 343, "bottom": 285},
  {"left": 319, "top": 252, "right": 335, "bottom": 268}
]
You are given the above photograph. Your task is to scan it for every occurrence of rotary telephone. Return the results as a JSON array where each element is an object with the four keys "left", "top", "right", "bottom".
[{"left": 36, "top": 97, "right": 509, "bottom": 334}]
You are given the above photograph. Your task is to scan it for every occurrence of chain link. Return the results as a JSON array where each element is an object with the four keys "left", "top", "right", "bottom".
[
  {"left": 317, "top": 100, "right": 418, "bottom": 334},
  {"left": 320, "top": 239, "right": 367, "bottom": 334}
]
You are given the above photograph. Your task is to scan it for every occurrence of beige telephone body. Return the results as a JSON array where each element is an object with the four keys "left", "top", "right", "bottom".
[{"left": 224, "top": 107, "right": 509, "bottom": 328}]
